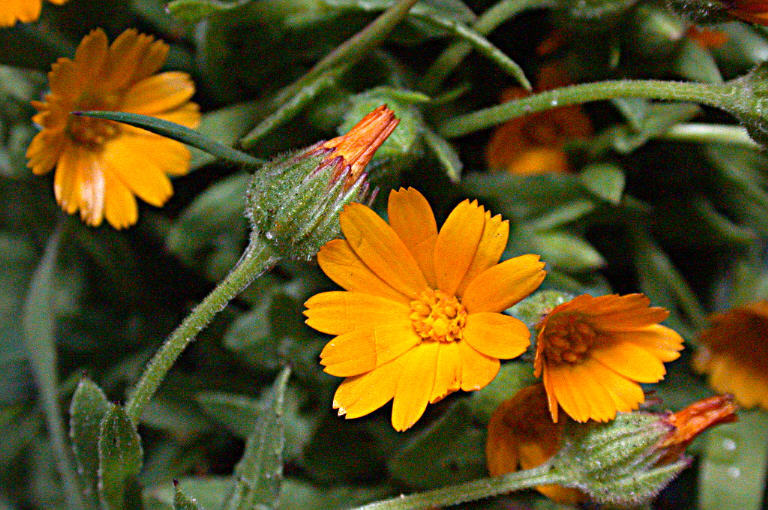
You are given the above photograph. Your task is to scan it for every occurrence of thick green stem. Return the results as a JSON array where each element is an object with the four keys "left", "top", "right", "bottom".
[
  {"left": 420, "top": 0, "right": 556, "bottom": 93},
  {"left": 355, "top": 463, "right": 562, "bottom": 509},
  {"left": 124, "top": 237, "right": 278, "bottom": 423},
  {"left": 439, "top": 79, "right": 738, "bottom": 138}
]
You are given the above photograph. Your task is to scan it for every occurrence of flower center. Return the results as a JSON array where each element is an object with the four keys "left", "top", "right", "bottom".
[
  {"left": 409, "top": 289, "right": 467, "bottom": 343},
  {"left": 66, "top": 94, "right": 123, "bottom": 150},
  {"left": 540, "top": 313, "right": 597, "bottom": 364}
]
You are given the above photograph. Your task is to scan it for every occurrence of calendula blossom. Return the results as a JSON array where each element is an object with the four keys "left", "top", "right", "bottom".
[
  {"left": 304, "top": 188, "right": 546, "bottom": 431},
  {"left": 693, "top": 301, "right": 768, "bottom": 409},
  {"left": 27, "top": 28, "right": 200, "bottom": 229},
  {"left": 534, "top": 294, "right": 684, "bottom": 423},
  {"left": 720, "top": 0, "right": 768, "bottom": 24},
  {"left": 0, "top": 0, "right": 67, "bottom": 26}
]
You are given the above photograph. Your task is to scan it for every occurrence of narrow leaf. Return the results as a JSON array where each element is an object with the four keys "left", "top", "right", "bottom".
[
  {"left": 167, "top": 0, "right": 253, "bottom": 23},
  {"left": 74, "top": 111, "right": 262, "bottom": 167},
  {"left": 579, "top": 163, "right": 625, "bottom": 204},
  {"left": 174, "top": 481, "right": 205, "bottom": 510},
  {"left": 422, "top": 127, "right": 462, "bottom": 182},
  {"left": 223, "top": 367, "right": 291, "bottom": 510},
  {"left": 69, "top": 378, "right": 111, "bottom": 507},
  {"left": 98, "top": 405, "right": 143, "bottom": 510}
]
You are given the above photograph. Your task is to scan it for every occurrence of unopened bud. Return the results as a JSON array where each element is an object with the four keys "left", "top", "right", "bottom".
[{"left": 245, "top": 105, "right": 398, "bottom": 261}]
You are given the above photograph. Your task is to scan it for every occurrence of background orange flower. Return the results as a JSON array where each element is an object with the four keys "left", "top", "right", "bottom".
[{"left": 0, "top": 0, "right": 67, "bottom": 26}]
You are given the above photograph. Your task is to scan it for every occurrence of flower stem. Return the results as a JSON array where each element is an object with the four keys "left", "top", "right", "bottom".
[
  {"left": 659, "top": 123, "right": 758, "bottom": 148},
  {"left": 439, "top": 79, "right": 738, "bottom": 138},
  {"left": 420, "top": 0, "right": 556, "bottom": 93},
  {"left": 124, "top": 236, "right": 279, "bottom": 423},
  {"left": 354, "top": 463, "right": 562, "bottom": 509}
]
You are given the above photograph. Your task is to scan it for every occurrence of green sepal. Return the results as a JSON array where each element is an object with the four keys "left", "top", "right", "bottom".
[
  {"left": 69, "top": 378, "right": 111, "bottom": 507},
  {"left": 97, "top": 405, "right": 144, "bottom": 510}
]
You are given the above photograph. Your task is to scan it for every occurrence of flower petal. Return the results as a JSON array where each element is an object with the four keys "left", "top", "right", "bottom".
[
  {"left": 392, "top": 344, "right": 438, "bottom": 431},
  {"left": 462, "top": 255, "right": 546, "bottom": 313},
  {"left": 486, "top": 398, "right": 520, "bottom": 476},
  {"left": 77, "top": 151, "right": 106, "bottom": 227},
  {"left": 563, "top": 294, "right": 669, "bottom": 331},
  {"left": 463, "top": 312, "right": 530, "bottom": 359},
  {"left": 74, "top": 29, "right": 108, "bottom": 86},
  {"left": 54, "top": 145, "right": 83, "bottom": 215},
  {"left": 433, "top": 199, "right": 486, "bottom": 296},
  {"left": 122, "top": 72, "right": 196, "bottom": 114},
  {"left": 317, "top": 239, "right": 408, "bottom": 303},
  {"left": 566, "top": 362, "right": 623, "bottom": 422},
  {"left": 431, "top": 342, "right": 461, "bottom": 403},
  {"left": 458, "top": 341, "right": 500, "bottom": 391},
  {"left": 102, "top": 164, "right": 138, "bottom": 229},
  {"left": 456, "top": 211, "right": 509, "bottom": 296},
  {"left": 304, "top": 291, "right": 409, "bottom": 335},
  {"left": 583, "top": 359, "right": 645, "bottom": 415},
  {"left": 591, "top": 340, "right": 668, "bottom": 383},
  {"left": 387, "top": 188, "right": 438, "bottom": 287},
  {"left": 545, "top": 363, "right": 591, "bottom": 422},
  {"left": 340, "top": 203, "right": 427, "bottom": 298},
  {"left": 102, "top": 135, "right": 173, "bottom": 206},
  {"left": 613, "top": 325, "right": 684, "bottom": 362},
  {"left": 333, "top": 356, "right": 406, "bottom": 419}
]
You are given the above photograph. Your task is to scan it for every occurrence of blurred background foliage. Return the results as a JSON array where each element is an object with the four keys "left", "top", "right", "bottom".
[{"left": 4, "top": 0, "right": 768, "bottom": 508}]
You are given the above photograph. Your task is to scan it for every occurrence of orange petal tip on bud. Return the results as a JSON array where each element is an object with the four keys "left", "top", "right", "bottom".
[{"left": 319, "top": 105, "right": 399, "bottom": 186}]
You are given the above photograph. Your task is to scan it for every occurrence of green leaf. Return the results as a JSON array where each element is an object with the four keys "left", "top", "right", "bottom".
[
  {"left": 69, "top": 378, "right": 111, "bottom": 507},
  {"left": 422, "top": 127, "right": 462, "bottom": 182},
  {"left": 174, "top": 482, "right": 205, "bottom": 510},
  {"left": 190, "top": 101, "right": 262, "bottom": 170},
  {"left": 578, "top": 163, "right": 625, "bottom": 205},
  {"left": 75, "top": 111, "right": 262, "bottom": 167},
  {"left": 698, "top": 410, "right": 768, "bottom": 510},
  {"left": 167, "top": 0, "right": 254, "bottom": 23},
  {"left": 467, "top": 362, "right": 537, "bottom": 424},
  {"left": 98, "top": 405, "right": 144, "bottom": 510},
  {"left": 608, "top": 103, "right": 702, "bottom": 154},
  {"left": 528, "top": 231, "right": 605, "bottom": 272},
  {"left": 673, "top": 38, "right": 723, "bottom": 84},
  {"left": 223, "top": 367, "right": 291, "bottom": 510}
]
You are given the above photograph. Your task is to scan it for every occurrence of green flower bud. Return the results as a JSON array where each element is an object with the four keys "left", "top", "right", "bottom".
[{"left": 245, "top": 105, "right": 399, "bottom": 261}]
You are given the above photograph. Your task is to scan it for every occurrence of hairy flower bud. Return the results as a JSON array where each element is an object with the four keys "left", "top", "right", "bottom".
[{"left": 245, "top": 105, "right": 399, "bottom": 261}]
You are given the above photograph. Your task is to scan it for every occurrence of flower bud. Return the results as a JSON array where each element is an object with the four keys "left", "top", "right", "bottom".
[
  {"left": 245, "top": 105, "right": 399, "bottom": 261},
  {"left": 725, "top": 62, "right": 768, "bottom": 148}
]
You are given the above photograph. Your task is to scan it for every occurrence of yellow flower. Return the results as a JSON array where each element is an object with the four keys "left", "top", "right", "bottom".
[
  {"left": 27, "top": 28, "right": 200, "bottom": 229},
  {"left": 485, "top": 63, "right": 593, "bottom": 175},
  {"left": 534, "top": 294, "right": 684, "bottom": 423},
  {"left": 693, "top": 301, "right": 768, "bottom": 409},
  {"left": 304, "top": 188, "right": 546, "bottom": 431},
  {"left": 0, "top": 0, "right": 67, "bottom": 26}
]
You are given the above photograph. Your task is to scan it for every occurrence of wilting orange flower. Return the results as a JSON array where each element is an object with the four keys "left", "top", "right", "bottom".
[
  {"left": 486, "top": 386, "right": 736, "bottom": 504},
  {"left": 693, "top": 301, "right": 768, "bottom": 409},
  {"left": 534, "top": 294, "right": 684, "bottom": 423},
  {"left": 0, "top": 0, "right": 67, "bottom": 26},
  {"left": 485, "top": 63, "right": 593, "bottom": 175},
  {"left": 304, "top": 188, "right": 546, "bottom": 431},
  {"left": 721, "top": 0, "right": 768, "bottom": 24},
  {"left": 27, "top": 28, "right": 200, "bottom": 229}
]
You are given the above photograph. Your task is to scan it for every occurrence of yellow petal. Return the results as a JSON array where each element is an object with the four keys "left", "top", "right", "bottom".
[
  {"left": 340, "top": 203, "right": 428, "bottom": 298},
  {"left": 431, "top": 342, "right": 461, "bottom": 403},
  {"left": 433, "top": 199, "right": 486, "bottom": 296},
  {"left": 462, "top": 255, "right": 546, "bottom": 313},
  {"left": 613, "top": 325, "right": 684, "bottom": 362},
  {"left": 77, "top": 151, "right": 106, "bottom": 227},
  {"left": 456, "top": 211, "right": 509, "bottom": 296},
  {"left": 74, "top": 29, "right": 108, "bottom": 86},
  {"left": 591, "top": 340, "right": 668, "bottom": 383},
  {"left": 486, "top": 398, "right": 520, "bottom": 476},
  {"left": 102, "top": 164, "right": 138, "bottom": 229},
  {"left": 0, "top": 0, "right": 41, "bottom": 25},
  {"left": 122, "top": 72, "right": 196, "bottom": 114},
  {"left": 566, "top": 362, "right": 622, "bottom": 422},
  {"left": 458, "top": 341, "right": 500, "bottom": 391},
  {"left": 26, "top": 131, "right": 66, "bottom": 175},
  {"left": 546, "top": 364, "right": 591, "bottom": 422},
  {"left": 541, "top": 366, "right": 560, "bottom": 422},
  {"left": 317, "top": 239, "right": 409, "bottom": 303},
  {"left": 583, "top": 359, "right": 645, "bottom": 415},
  {"left": 102, "top": 136, "right": 173, "bottom": 206},
  {"left": 304, "top": 291, "right": 409, "bottom": 335},
  {"left": 333, "top": 355, "right": 406, "bottom": 419},
  {"left": 463, "top": 312, "right": 530, "bottom": 359},
  {"left": 392, "top": 344, "right": 438, "bottom": 431},
  {"left": 387, "top": 188, "right": 438, "bottom": 287},
  {"left": 54, "top": 145, "right": 83, "bottom": 215}
]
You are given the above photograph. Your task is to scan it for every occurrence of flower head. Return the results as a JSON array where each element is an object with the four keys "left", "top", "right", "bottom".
[
  {"left": 485, "top": 63, "right": 593, "bottom": 175},
  {"left": 27, "top": 28, "right": 200, "bottom": 229},
  {"left": 534, "top": 293, "right": 684, "bottom": 423},
  {"left": 720, "top": 0, "right": 768, "bottom": 24},
  {"left": 693, "top": 301, "right": 768, "bottom": 409},
  {"left": 1, "top": 0, "right": 67, "bottom": 26},
  {"left": 304, "top": 188, "right": 546, "bottom": 431}
]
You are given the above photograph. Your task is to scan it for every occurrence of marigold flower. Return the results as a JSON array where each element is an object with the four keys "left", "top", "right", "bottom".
[
  {"left": 721, "top": 0, "right": 768, "bottom": 24},
  {"left": 0, "top": 0, "right": 67, "bottom": 26},
  {"left": 685, "top": 26, "right": 729, "bottom": 49},
  {"left": 27, "top": 28, "right": 200, "bottom": 229},
  {"left": 693, "top": 301, "right": 768, "bottom": 409},
  {"left": 486, "top": 386, "right": 736, "bottom": 505},
  {"left": 534, "top": 293, "right": 684, "bottom": 423},
  {"left": 304, "top": 188, "right": 546, "bottom": 431},
  {"left": 485, "top": 63, "right": 593, "bottom": 175}
]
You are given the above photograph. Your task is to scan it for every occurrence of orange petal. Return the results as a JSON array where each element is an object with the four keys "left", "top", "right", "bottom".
[
  {"left": 387, "top": 188, "right": 438, "bottom": 287},
  {"left": 392, "top": 344, "right": 438, "bottom": 431},
  {"left": 486, "top": 399, "right": 520, "bottom": 476},
  {"left": 583, "top": 359, "right": 645, "bottom": 415},
  {"left": 463, "top": 312, "right": 530, "bottom": 359},
  {"left": 26, "top": 131, "right": 66, "bottom": 175},
  {"left": 54, "top": 145, "right": 84, "bottom": 215},
  {"left": 433, "top": 200, "right": 486, "bottom": 296},
  {"left": 458, "top": 341, "right": 500, "bottom": 391},
  {"left": 431, "top": 342, "right": 461, "bottom": 403},
  {"left": 77, "top": 151, "right": 106, "bottom": 227},
  {"left": 340, "top": 203, "right": 427, "bottom": 299},
  {"left": 614, "top": 325, "right": 684, "bottom": 362},
  {"left": 317, "top": 239, "right": 409, "bottom": 303},
  {"left": 304, "top": 291, "right": 409, "bottom": 335},
  {"left": 456, "top": 211, "right": 509, "bottom": 296},
  {"left": 0, "top": 0, "right": 41, "bottom": 25},
  {"left": 541, "top": 366, "right": 560, "bottom": 422},
  {"left": 102, "top": 136, "right": 174, "bottom": 206},
  {"left": 591, "top": 340, "right": 668, "bottom": 383},
  {"left": 122, "top": 72, "right": 196, "bottom": 114},
  {"left": 102, "top": 164, "right": 138, "bottom": 229},
  {"left": 566, "top": 362, "right": 622, "bottom": 422},
  {"left": 462, "top": 255, "right": 546, "bottom": 313},
  {"left": 546, "top": 364, "right": 592, "bottom": 422},
  {"left": 333, "top": 356, "right": 406, "bottom": 419},
  {"left": 74, "top": 29, "right": 108, "bottom": 86}
]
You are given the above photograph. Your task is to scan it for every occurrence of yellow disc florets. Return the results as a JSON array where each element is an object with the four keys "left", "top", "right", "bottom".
[
  {"left": 540, "top": 312, "right": 598, "bottom": 364},
  {"left": 409, "top": 288, "right": 468, "bottom": 343}
]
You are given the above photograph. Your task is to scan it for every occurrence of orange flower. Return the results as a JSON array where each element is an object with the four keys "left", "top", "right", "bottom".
[
  {"left": 0, "top": 0, "right": 67, "bottom": 26},
  {"left": 721, "top": 0, "right": 768, "bottom": 24},
  {"left": 486, "top": 386, "right": 736, "bottom": 504},
  {"left": 685, "top": 26, "right": 730, "bottom": 49},
  {"left": 27, "top": 29, "right": 200, "bottom": 229},
  {"left": 534, "top": 294, "right": 684, "bottom": 423},
  {"left": 693, "top": 301, "right": 768, "bottom": 409},
  {"left": 485, "top": 63, "right": 593, "bottom": 175},
  {"left": 304, "top": 188, "right": 546, "bottom": 431}
]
